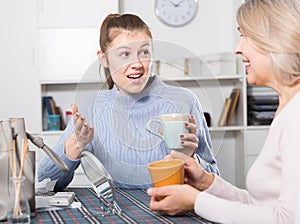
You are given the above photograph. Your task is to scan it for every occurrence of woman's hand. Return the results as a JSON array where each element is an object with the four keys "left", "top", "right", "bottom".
[
  {"left": 64, "top": 104, "right": 94, "bottom": 160},
  {"left": 179, "top": 115, "right": 198, "bottom": 156},
  {"left": 147, "top": 184, "right": 199, "bottom": 216},
  {"left": 165, "top": 150, "right": 215, "bottom": 191}
]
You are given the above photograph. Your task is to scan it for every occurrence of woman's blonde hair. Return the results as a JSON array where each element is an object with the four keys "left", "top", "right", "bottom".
[{"left": 237, "top": 0, "right": 300, "bottom": 86}]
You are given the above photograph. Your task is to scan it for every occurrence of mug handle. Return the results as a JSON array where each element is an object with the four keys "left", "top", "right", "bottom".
[{"left": 146, "top": 119, "right": 163, "bottom": 139}]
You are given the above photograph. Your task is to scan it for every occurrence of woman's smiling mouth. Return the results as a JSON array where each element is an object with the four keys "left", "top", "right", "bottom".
[{"left": 127, "top": 73, "right": 143, "bottom": 79}]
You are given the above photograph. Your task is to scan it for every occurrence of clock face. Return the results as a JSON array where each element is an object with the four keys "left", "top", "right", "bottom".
[{"left": 155, "top": 0, "right": 198, "bottom": 27}]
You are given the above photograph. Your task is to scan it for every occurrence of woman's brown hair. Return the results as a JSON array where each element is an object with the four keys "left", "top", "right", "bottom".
[{"left": 99, "top": 14, "right": 152, "bottom": 89}]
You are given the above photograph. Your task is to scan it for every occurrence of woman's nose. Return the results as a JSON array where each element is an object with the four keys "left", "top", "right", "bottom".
[
  {"left": 234, "top": 39, "right": 242, "bottom": 55},
  {"left": 130, "top": 60, "right": 143, "bottom": 69}
]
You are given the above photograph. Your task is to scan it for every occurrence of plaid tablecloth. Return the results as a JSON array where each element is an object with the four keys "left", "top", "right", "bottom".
[{"left": 31, "top": 188, "right": 213, "bottom": 224}]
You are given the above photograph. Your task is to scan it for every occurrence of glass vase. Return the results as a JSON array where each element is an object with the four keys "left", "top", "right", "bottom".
[{"left": 7, "top": 176, "right": 30, "bottom": 224}]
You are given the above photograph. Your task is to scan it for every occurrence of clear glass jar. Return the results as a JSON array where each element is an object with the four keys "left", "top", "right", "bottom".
[{"left": 7, "top": 176, "right": 30, "bottom": 224}]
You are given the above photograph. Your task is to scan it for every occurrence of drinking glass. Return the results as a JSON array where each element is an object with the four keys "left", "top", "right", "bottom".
[{"left": 7, "top": 176, "right": 30, "bottom": 224}]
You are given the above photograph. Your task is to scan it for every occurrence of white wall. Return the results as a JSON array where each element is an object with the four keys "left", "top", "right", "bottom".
[
  {"left": 120, "top": 0, "right": 242, "bottom": 56},
  {"left": 0, "top": 0, "right": 41, "bottom": 132}
]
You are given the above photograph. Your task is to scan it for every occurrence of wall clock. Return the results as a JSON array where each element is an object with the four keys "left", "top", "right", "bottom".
[{"left": 155, "top": 0, "right": 198, "bottom": 27}]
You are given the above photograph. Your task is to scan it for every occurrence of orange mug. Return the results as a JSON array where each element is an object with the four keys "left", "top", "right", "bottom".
[{"left": 148, "top": 159, "right": 184, "bottom": 200}]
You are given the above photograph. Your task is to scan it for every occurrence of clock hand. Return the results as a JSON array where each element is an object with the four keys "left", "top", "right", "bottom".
[
  {"left": 168, "top": 0, "right": 177, "bottom": 7},
  {"left": 174, "top": 0, "right": 185, "bottom": 7}
]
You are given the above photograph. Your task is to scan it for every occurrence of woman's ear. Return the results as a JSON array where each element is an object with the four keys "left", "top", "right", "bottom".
[{"left": 97, "top": 50, "right": 108, "bottom": 68}]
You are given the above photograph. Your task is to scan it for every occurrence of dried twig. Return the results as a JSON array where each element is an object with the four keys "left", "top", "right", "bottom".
[
  {"left": 13, "top": 140, "right": 16, "bottom": 178},
  {"left": 18, "top": 138, "right": 29, "bottom": 178},
  {"left": 13, "top": 138, "right": 29, "bottom": 216}
]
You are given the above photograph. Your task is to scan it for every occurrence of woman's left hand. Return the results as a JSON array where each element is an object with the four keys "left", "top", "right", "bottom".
[
  {"left": 147, "top": 184, "right": 199, "bottom": 216},
  {"left": 180, "top": 115, "right": 198, "bottom": 155}
]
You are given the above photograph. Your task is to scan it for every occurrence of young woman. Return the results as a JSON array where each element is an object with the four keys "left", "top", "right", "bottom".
[
  {"left": 38, "top": 14, "right": 219, "bottom": 190},
  {"left": 147, "top": 0, "right": 300, "bottom": 223}
]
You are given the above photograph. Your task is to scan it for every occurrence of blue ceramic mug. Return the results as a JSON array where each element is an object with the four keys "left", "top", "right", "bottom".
[{"left": 146, "top": 113, "right": 189, "bottom": 149}]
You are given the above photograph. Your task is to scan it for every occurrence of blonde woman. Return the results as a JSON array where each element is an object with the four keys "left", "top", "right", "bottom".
[{"left": 148, "top": 0, "right": 300, "bottom": 223}]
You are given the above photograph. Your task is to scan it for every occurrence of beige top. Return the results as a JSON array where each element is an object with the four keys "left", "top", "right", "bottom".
[{"left": 194, "top": 91, "right": 300, "bottom": 224}]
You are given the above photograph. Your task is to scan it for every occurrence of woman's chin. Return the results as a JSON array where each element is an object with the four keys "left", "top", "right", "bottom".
[{"left": 247, "top": 76, "right": 256, "bottom": 86}]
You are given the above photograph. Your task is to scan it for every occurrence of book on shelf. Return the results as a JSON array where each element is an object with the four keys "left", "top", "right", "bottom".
[
  {"left": 49, "top": 98, "right": 57, "bottom": 115},
  {"left": 43, "top": 96, "right": 60, "bottom": 115},
  {"left": 226, "top": 88, "right": 241, "bottom": 126},
  {"left": 57, "top": 106, "right": 66, "bottom": 130},
  {"left": 43, "top": 96, "right": 54, "bottom": 115},
  {"left": 218, "top": 98, "right": 232, "bottom": 126},
  {"left": 42, "top": 96, "right": 66, "bottom": 130}
]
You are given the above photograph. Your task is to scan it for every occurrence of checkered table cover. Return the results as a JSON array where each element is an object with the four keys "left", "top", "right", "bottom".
[{"left": 30, "top": 188, "right": 213, "bottom": 224}]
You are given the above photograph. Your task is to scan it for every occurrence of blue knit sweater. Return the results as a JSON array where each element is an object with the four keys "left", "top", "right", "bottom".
[{"left": 38, "top": 75, "right": 219, "bottom": 190}]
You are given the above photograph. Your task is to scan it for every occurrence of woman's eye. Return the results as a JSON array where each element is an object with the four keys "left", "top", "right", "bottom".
[
  {"left": 120, "top": 52, "right": 130, "bottom": 57},
  {"left": 140, "top": 49, "right": 151, "bottom": 57}
]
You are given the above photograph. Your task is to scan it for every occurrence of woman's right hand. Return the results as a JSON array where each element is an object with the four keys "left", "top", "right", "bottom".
[
  {"left": 165, "top": 150, "right": 215, "bottom": 191},
  {"left": 64, "top": 104, "right": 94, "bottom": 160}
]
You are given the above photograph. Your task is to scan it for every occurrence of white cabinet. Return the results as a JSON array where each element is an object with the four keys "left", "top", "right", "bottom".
[
  {"left": 37, "top": 0, "right": 119, "bottom": 28},
  {"left": 242, "top": 127, "right": 269, "bottom": 185},
  {"left": 234, "top": 127, "right": 270, "bottom": 188},
  {"left": 246, "top": 128, "right": 269, "bottom": 155},
  {"left": 39, "top": 28, "right": 100, "bottom": 82},
  {"left": 38, "top": 0, "right": 119, "bottom": 82}
]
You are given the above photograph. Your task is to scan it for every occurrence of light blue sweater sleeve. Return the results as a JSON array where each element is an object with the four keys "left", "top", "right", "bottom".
[
  {"left": 37, "top": 122, "right": 80, "bottom": 190},
  {"left": 38, "top": 95, "right": 96, "bottom": 191},
  {"left": 188, "top": 90, "right": 220, "bottom": 175}
]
